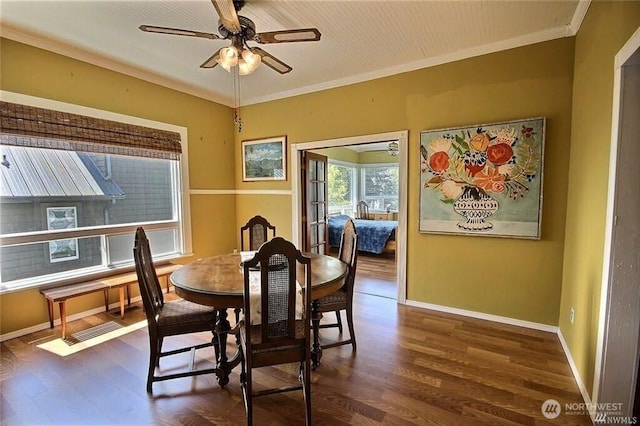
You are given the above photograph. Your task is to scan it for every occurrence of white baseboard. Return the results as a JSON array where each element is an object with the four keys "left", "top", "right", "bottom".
[
  {"left": 0, "top": 294, "right": 144, "bottom": 343},
  {"left": 405, "top": 299, "right": 559, "bottom": 332},
  {"left": 557, "top": 328, "right": 594, "bottom": 418}
]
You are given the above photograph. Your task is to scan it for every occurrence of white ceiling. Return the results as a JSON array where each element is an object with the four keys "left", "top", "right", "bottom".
[{"left": 0, "top": 0, "right": 589, "bottom": 107}]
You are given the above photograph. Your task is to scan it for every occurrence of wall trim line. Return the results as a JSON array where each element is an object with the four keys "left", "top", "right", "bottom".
[{"left": 190, "top": 189, "right": 292, "bottom": 195}]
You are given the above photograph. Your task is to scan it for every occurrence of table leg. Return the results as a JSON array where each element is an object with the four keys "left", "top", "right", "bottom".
[
  {"left": 311, "top": 300, "right": 323, "bottom": 369},
  {"left": 214, "top": 308, "right": 231, "bottom": 387},
  {"left": 234, "top": 308, "right": 242, "bottom": 346},
  {"left": 211, "top": 321, "right": 220, "bottom": 362}
]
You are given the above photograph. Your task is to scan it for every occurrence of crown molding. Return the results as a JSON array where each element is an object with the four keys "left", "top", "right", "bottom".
[
  {"left": 244, "top": 24, "right": 573, "bottom": 105},
  {"left": 568, "top": 0, "right": 592, "bottom": 36},
  {"left": 2, "top": 14, "right": 582, "bottom": 108},
  {"left": 0, "top": 23, "right": 232, "bottom": 106}
]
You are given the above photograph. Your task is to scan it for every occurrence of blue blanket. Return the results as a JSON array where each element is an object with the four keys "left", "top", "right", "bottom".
[{"left": 328, "top": 215, "right": 397, "bottom": 254}]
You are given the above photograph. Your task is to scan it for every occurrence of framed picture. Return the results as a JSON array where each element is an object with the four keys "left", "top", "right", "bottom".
[
  {"left": 419, "top": 117, "right": 546, "bottom": 239},
  {"left": 242, "top": 136, "right": 287, "bottom": 181},
  {"left": 47, "top": 206, "right": 79, "bottom": 262}
]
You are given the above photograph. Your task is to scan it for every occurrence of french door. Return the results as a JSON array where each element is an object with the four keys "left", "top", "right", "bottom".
[{"left": 301, "top": 151, "right": 328, "bottom": 254}]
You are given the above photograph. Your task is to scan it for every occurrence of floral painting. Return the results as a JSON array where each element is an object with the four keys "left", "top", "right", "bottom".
[{"left": 419, "top": 117, "right": 545, "bottom": 239}]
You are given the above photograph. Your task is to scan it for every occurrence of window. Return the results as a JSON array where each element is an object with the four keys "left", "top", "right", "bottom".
[
  {"left": 327, "top": 161, "right": 356, "bottom": 215},
  {"left": 0, "top": 96, "right": 190, "bottom": 292},
  {"left": 327, "top": 160, "right": 399, "bottom": 215},
  {"left": 361, "top": 164, "right": 399, "bottom": 211},
  {"left": 47, "top": 207, "right": 79, "bottom": 262}
]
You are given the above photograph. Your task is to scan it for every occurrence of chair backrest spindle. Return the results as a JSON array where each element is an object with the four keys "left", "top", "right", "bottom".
[
  {"left": 240, "top": 215, "right": 276, "bottom": 251},
  {"left": 134, "top": 227, "right": 164, "bottom": 322},
  {"left": 356, "top": 201, "right": 369, "bottom": 220}
]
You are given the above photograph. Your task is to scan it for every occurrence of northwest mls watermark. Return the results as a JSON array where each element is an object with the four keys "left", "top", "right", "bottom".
[{"left": 541, "top": 399, "right": 638, "bottom": 424}]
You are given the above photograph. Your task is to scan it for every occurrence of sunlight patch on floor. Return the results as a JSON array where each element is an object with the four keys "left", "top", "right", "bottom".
[{"left": 37, "top": 320, "right": 147, "bottom": 357}]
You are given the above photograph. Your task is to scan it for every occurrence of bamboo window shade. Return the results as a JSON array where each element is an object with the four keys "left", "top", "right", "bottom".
[{"left": 0, "top": 101, "right": 182, "bottom": 160}]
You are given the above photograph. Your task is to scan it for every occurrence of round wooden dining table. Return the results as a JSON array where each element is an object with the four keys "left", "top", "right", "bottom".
[{"left": 170, "top": 252, "right": 347, "bottom": 386}]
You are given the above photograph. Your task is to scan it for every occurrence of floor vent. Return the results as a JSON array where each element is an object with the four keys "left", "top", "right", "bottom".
[{"left": 64, "top": 321, "right": 123, "bottom": 345}]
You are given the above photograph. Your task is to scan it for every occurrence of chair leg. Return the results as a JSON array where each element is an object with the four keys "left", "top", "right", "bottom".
[
  {"left": 335, "top": 310, "right": 343, "bottom": 333},
  {"left": 303, "top": 358, "right": 312, "bottom": 426},
  {"left": 239, "top": 349, "right": 246, "bottom": 390},
  {"left": 346, "top": 306, "right": 357, "bottom": 351},
  {"left": 156, "top": 337, "right": 163, "bottom": 367},
  {"left": 239, "top": 347, "right": 252, "bottom": 426},
  {"left": 245, "top": 368, "right": 253, "bottom": 426},
  {"left": 147, "top": 339, "right": 159, "bottom": 393}
]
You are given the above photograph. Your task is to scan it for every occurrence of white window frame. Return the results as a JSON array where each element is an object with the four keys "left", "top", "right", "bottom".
[
  {"left": 327, "top": 159, "right": 358, "bottom": 215},
  {"left": 0, "top": 90, "right": 192, "bottom": 293},
  {"left": 359, "top": 162, "right": 400, "bottom": 212}
]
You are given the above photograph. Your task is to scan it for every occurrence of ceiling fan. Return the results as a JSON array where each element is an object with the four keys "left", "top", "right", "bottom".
[{"left": 139, "top": 0, "right": 321, "bottom": 75}]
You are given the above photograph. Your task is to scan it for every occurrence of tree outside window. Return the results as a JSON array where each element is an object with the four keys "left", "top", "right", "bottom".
[
  {"left": 328, "top": 163, "right": 355, "bottom": 214},
  {"left": 362, "top": 165, "right": 399, "bottom": 211}
]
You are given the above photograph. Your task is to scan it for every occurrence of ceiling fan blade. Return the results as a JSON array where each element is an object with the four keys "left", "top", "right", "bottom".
[
  {"left": 253, "top": 28, "right": 321, "bottom": 44},
  {"left": 211, "top": 0, "right": 241, "bottom": 33},
  {"left": 139, "top": 25, "right": 222, "bottom": 40},
  {"left": 252, "top": 47, "right": 292, "bottom": 74},
  {"left": 200, "top": 48, "right": 223, "bottom": 69}
]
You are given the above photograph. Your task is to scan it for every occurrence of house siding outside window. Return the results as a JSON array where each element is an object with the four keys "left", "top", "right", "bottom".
[{"left": 0, "top": 95, "right": 190, "bottom": 292}]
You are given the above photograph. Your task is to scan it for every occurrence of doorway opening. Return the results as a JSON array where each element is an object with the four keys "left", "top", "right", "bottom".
[
  {"left": 291, "top": 131, "right": 408, "bottom": 304},
  {"left": 593, "top": 28, "right": 640, "bottom": 417}
]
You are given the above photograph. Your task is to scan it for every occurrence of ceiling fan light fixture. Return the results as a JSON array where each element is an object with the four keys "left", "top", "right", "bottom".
[
  {"left": 242, "top": 48, "right": 261, "bottom": 68},
  {"left": 216, "top": 58, "right": 233, "bottom": 72},
  {"left": 238, "top": 59, "right": 252, "bottom": 75},
  {"left": 218, "top": 46, "right": 239, "bottom": 68}
]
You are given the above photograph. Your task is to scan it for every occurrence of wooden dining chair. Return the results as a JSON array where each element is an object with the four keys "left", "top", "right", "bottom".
[
  {"left": 133, "top": 227, "right": 218, "bottom": 393},
  {"left": 240, "top": 215, "right": 276, "bottom": 251},
  {"left": 356, "top": 200, "right": 370, "bottom": 220},
  {"left": 315, "top": 218, "right": 359, "bottom": 351},
  {"left": 239, "top": 237, "right": 313, "bottom": 425}
]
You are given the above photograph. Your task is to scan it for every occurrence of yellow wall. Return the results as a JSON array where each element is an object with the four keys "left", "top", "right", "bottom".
[
  {"left": 2, "top": 7, "right": 638, "bottom": 406},
  {"left": 236, "top": 194, "right": 293, "bottom": 250},
  {"left": 312, "top": 147, "right": 399, "bottom": 164},
  {"left": 236, "top": 38, "right": 575, "bottom": 326},
  {"left": 312, "top": 147, "right": 359, "bottom": 163},
  {"left": 0, "top": 39, "right": 237, "bottom": 335},
  {"left": 559, "top": 1, "right": 640, "bottom": 396},
  {"left": 3, "top": 10, "right": 638, "bottom": 406},
  {"left": 0, "top": 30, "right": 577, "bottom": 337},
  {"left": 358, "top": 150, "right": 399, "bottom": 164}
]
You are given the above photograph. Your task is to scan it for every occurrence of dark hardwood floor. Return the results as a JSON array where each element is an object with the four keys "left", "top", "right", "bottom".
[
  {"left": 354, "top": 251, "right": 397, "bottom": 299},
  {"left": 1, "top": 254, "right": 591, "bottom": 425}
]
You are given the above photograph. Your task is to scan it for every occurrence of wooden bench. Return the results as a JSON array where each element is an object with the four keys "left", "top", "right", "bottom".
[{"left": 40, "top": 263, "right": 181, "bottom": 340}]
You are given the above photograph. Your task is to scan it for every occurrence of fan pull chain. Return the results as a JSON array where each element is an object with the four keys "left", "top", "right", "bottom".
[{"left": 233, "top": 67, "right": 243, "bottom": 133}]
